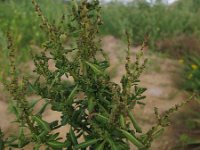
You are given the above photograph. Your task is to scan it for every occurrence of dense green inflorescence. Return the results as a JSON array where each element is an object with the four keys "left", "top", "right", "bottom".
[{"left": 0, "top": 0, "right": 195, "bottom": 149}]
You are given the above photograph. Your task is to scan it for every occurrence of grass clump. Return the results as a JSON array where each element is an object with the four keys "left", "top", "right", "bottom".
[{"left": 0, "top": 0, "right": 194, "bottom": 149}]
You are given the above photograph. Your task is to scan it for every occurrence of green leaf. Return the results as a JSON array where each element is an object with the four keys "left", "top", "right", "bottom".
[
  {"left": 66, "top": 85, "right": 78, "bottom": 105},
  {"left": 120, "top": 115, "right": 126, "bottom": 128},
  {"left": 95, "top": 114, "right": 109, "bottom": 124},
  {"left": 119, "top": 129, "right": 144, "bottom": 149},
  {"left": 85, "top": 61, "right": 104, "bottom": 75},
  {"left": 70, "top": 127, "right": 78, "bottom": 145},
  {"left": 38, "top": 130, "right": 48, "bottom": 138},
  {"left": 99, "top": 61, "right": 109, "bottom": 70},
  {"left": 128, "top": 111, "right": 142, "bottom": 133},
  {"left": 88, "top": 96, "right": 95, "bottom": 112},
  {"left": 47, "top": 141, "right": 66, "bottom": 148},
  {"left": 0, "top": 140, "right": 4, "bottom": 150},
  {"left": 74, "top": 139, "right": 100, "bottom": 149},
  {"left": 48, "top": 133, "right": 60, "bottom": 141},
  {"left": 32, "top": 116, "right": 50, "bottom": 132},
  {"left": 95, "top": 141, "right": 105, "bottom": 150},
  {"left": 33, "top": 143, "right": 40, "bottom": 150},
  {"left": 9, "top": 102, "right": 20, "bottom": 120},
  {"left": 36, "top": 102, "right": 49, "bottom": 115},
  {"left": 97, "top": 103, "right": 109, "bottom": 116},
  {"left": 18, "top": 127, "right": 29, "bottom": 148},
  {"left": 107, "top": 138, "right": 118, "bottom": 150},
  {"left": 49, "top": 120, "right": 59, "bottom": 130},
  {"left": 29, "top": 99, "right": 41, "bottom": 109},
  {"left": 135, "top": 87, "right": 147, "bottom": 95}
]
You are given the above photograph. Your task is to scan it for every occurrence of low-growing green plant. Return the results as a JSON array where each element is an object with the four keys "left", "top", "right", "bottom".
[
  {"left": 175, "top": 55, "right": 200, "bottom": 150},
  {"left": 0, "top": 0, "right": 195, "bottom": 149},
  {"left": 181, "top": 55, "right": 200, "bottom": 95}
]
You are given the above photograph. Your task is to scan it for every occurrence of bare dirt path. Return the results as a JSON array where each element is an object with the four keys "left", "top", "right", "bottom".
[{"left": 0, "top": 35, "right": 188, "bottom": 150}]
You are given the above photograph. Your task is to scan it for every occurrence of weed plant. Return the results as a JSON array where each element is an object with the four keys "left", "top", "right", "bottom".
[
  {"left": 175, "top": 55, "right": 200, "bottom": 150},
  {"left": 0, "top": 0, "right": 195, "bottom": 149},
  {"left": 101, "top": 0, "right": 200, "bottom": 49},
  {"left": 181, "top": 55, "right": 200, "bottom": 94}
]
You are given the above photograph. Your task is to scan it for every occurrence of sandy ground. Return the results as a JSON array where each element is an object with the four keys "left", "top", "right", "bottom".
[{"left": 0, "top": 36, "right": 189, "bottom": 149}]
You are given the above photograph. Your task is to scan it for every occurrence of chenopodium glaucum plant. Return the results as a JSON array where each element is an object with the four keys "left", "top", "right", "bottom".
[{"left": 0, "top": 0, "right": 194, "bottom": 150}]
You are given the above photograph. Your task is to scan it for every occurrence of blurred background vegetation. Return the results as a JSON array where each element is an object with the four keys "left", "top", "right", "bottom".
[{"left": 0, "top": 0, "right": 199, "bottom": 149}]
